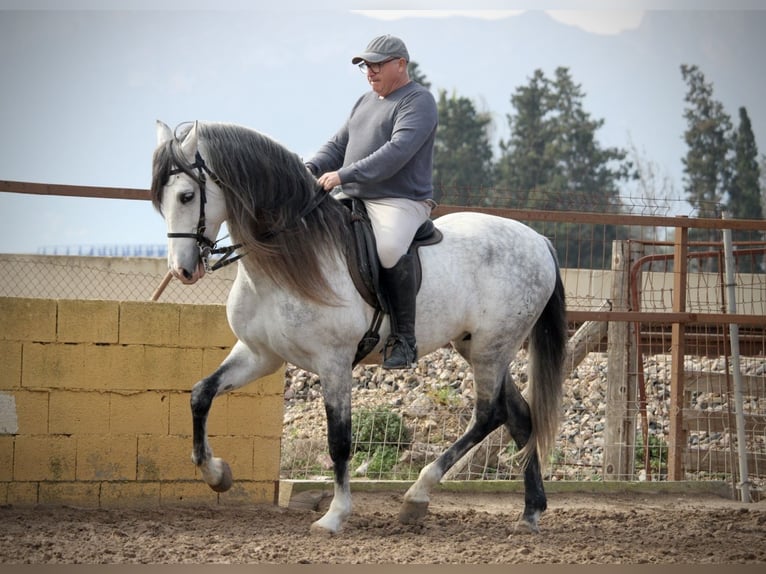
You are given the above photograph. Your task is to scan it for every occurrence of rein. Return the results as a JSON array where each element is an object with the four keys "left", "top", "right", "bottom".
[{"left": 166, "top": 149, "right": 327, "bottom": 272}]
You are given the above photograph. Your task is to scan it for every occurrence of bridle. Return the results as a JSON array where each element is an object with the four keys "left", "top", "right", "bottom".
[
  {"left": 166, "top": 149, "right": 328, "bottom": 272},
  {"left": 166, "top": 151, "right": 243, "bottom": 273}
]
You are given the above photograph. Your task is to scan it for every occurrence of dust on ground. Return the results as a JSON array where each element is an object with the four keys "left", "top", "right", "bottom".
[{"left": 1, "top": 490, "right": 764, "bottom": 564}]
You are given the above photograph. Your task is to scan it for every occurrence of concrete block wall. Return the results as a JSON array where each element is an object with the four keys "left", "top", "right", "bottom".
[{"left": 0, "top": 297, "right": 284, "bottom": 508}]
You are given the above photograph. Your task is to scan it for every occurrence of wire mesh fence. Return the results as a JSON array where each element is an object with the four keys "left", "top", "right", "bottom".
[
  {"left": 2, "top": 185, "right": 765, "bottom": 497},
  {"left": 280, "top": 346, "right": 766, "bottom": 491}
]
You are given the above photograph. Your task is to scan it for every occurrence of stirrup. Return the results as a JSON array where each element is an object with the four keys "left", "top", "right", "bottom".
[{"left": 382, "top": 335, "right": 417, "bottom": 369}]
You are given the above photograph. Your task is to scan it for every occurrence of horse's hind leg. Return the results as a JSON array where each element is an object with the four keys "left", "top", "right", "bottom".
[
  {"left": 503, "top": 370, "right": 547, "bottom": 533},
  {"left": 400, "top": 361, "right": 508, "bottom": 524},
  {"left": 191, "top": 341, "right": 282, "bottom": 492}
]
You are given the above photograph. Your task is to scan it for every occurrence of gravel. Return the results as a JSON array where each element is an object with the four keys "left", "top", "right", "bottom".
[{"left": 281, "top": 346, "right": 765, "bottom": 487}]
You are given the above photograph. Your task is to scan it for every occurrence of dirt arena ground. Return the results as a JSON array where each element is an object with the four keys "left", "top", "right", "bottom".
[{"left": 1, "top": 490, "right": 764, "bottom": 564}]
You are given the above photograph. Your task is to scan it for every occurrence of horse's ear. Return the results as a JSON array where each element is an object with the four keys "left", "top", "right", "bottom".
[
  {"left": 156, "top": 120, "right": 173, "bottom": 146},
  {"left": 179, "top": 120, "right": 199, "bottom": 163}
]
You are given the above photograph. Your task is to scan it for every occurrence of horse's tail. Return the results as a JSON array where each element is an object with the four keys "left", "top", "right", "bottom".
[{"left": 516, "top": 241, "right": 568, "bottom": 471}]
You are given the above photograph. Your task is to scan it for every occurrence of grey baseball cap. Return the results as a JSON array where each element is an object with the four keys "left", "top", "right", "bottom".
[{"left": 351, "top": 34, "right": 410, "bottom": 64}]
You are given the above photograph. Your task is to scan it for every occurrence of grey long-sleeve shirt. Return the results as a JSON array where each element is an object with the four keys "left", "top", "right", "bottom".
[{"left": 307, "top": 81, "right": 437, "bottom": 201}]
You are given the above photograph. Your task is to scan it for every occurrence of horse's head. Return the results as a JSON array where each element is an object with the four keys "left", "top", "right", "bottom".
[{"left": 152, "top": 120, "right": 228, "bottom": 284}]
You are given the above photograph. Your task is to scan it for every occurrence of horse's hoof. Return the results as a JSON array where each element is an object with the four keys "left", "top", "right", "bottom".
[
  {"left": 399, "top": 500, "right": 429, "bottom": 524},
  {"left": 310, "top": 521, "right": 339, "bottom": 537},
  {"left": 209, "top": 461, "right": 233, "bottom": 493},
  {"left": 513, "top": 510, "right": 541, "bottom": 534}
]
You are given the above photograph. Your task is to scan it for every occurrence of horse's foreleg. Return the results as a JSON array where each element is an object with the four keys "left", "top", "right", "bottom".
[
  {"left": 503, "top": 371, "right": 547, "bottom": 533},
  {"left": 310, "top": 384, "right": 352, "bottom": 536},
  {"left": 191, "top": 370, "right": 233, "bottom": 492},
  {"left": 191, "top": 341, "right": 280, "bottom": 493}
]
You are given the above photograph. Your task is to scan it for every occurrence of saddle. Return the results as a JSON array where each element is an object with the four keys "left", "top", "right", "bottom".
[{"left": 342, "top": 198, "right": 443, "bottom": 366}]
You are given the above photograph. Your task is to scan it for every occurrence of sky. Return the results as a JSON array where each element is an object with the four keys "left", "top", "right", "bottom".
[{"left": 0, "top": 1, "right": 764, "bottom": 254}]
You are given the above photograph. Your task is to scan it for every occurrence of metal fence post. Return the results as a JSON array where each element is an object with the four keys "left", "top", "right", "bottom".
[{"left": 722, "top": 212, "right": 752, "bottom": 503}]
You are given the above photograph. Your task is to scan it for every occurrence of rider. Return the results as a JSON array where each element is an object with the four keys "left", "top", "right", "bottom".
[{"left": 305, "top": 34, "right": 438, "bottom": 369}]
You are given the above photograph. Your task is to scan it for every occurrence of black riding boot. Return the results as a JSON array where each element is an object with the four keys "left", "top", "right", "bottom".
[{"left": 381, "top": 253, "right": 418, "bottom": 369}]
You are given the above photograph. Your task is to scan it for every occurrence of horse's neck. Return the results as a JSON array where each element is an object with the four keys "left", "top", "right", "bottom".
[{"left": 236, "top": 250, "right": 346, "bottom": 285}]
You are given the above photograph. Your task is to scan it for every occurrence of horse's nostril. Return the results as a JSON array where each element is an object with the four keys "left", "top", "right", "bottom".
[{"left": 182, "top": 268, "right": 192, "bottom": 280}]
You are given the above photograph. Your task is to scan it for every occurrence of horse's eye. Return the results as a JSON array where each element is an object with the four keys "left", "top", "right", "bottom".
[{"left": 180, "top": 191, "right": 195, "bottom": 205}]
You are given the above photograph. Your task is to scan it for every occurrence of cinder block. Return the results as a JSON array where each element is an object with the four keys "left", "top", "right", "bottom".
[
  {"left": 0, "top": 392, "right": 18, "bottom": 435},
  {"left": 119, "top": 301, "right": 180, "bottom": 346},
  {"left": 14, "top": 435, "right": 76, "bottom": 481},
  {"left": 76, "top": 435, "right": 137, "bottom": 481},
  {"left": 100, "top": 481, "right": 160, "bottom": 508},
  {"left": 0, "top": 298, "right": 56, "bottom": 342},
  {"left": 24, "top": 343, "right": 127, "bottom": 392},
  {"left": 39, "top": 482, "right": 100, "bottom": 507},
  {"left": 87, "top": 344, "right": 143, "bottom": 390},
  {"left": 13, "top": 390, "right": 49, "bottom": 435},
  {"left": 179, "top": 304, "right": 235, "bottom": 348},
  {"left": 168, "top": 392, "right": 192, "bottom": 437},
  {"left": 7, "top": 482, "right": 39, "bottom": 506},
  {"left": 140, "top": 346, "right": 204, "bottom": 391},
  {"left": 0, "top": 436, "right": 13, "bottom": 481},
  {"left": 159, "top": 480, "right": 219, "bottom": 506},
  {"left": 109, "top": 391, "right": 169, "bottom": 435},
  {"left": 49, "top": 390, "right": 110, "bottom": 435},
  {"left": 218, "top": 480, "right": 277, "bottom": 506},
  {"left": 57, "top": 300, "right": 119, "bottom": 343},
  {"left": 229, "top": 367, "right": 285, "bottom": 397},
  {"left": 102, "top": 345, "right": 203, "bottom": 392},
  {"left": 202, "top": 347, "right": 231, "bottom": 376},
  {"left": 21, "top": 342, "right": 87, "bottom": 389},
  {"left": 0, "top": 341, "right": 22, "bottom": 389},
  {"left": 137, "top": 435, "right": 196, "bottom": 481},
  {"left": 253, "top": 437, "right": 281, "bottom": 482},
  {"left": 227, "top": 394, "right": 283, "bottom": 438}
]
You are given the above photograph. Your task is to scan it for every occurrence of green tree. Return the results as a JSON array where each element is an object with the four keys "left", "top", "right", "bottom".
[
  {"left": 729, "top": 107, "right": 763, "bottom": 272},
  {"left": 407, "top": 61, "right": 430, "bottom": 90},
  {"left": 495, "top": 69, "right": 553, "bottom": 207},
  {"left": 432, "top": 89, "right": 495, "bottom": 206},
  {"left": 680, "top": 64, "right": 733, "bottom": 268},
  {"left": 495, "top": 67, "right": 633, "bottom": 268},
  {"left": 761, "top": 154, "right": 766, "bottom": 218},
  {"left": 729, "top": 107, "right": 762, "bottom": 219}
]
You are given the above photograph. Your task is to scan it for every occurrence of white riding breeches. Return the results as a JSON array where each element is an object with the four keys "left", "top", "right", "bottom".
[{"left": 334, "top": 191, "right": 433, "bottom": 268}]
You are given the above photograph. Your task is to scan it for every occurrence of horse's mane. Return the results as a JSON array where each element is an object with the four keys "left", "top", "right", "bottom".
[{"left": 151, "top": 122, "right": 353, "bottom": 305}]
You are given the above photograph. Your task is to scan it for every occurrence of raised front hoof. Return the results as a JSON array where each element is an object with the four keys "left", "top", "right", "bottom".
[
  {"left": 207, "top": 461, "right": 233, "bottom": 493},
  {"left": 398, "top": 499, "right": 429, "bottom": 524}
]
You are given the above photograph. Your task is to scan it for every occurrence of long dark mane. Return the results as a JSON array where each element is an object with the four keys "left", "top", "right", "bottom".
[{"left": 151, "top": 122, "right": 353, "bottom": 305}]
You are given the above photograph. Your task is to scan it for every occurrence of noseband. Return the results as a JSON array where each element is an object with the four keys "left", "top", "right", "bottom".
[{"left": 166, "top": 151, "right": 243, "bottom": 272}]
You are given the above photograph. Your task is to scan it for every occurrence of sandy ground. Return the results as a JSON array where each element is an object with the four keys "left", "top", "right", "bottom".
[{"left": 1, "top": 490, "right": 764, "bottom": 564}]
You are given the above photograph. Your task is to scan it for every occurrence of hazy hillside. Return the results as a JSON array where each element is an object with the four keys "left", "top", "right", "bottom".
[{"left": 0, "top": 9, "right": 763, "bottom": 252}]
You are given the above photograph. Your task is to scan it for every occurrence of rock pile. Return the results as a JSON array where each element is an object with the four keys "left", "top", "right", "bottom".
[{"left": 281, "top": 347, "right": 765, "bottom": 485}]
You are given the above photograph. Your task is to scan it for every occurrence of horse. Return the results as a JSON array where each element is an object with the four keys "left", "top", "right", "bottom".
[{"left": 151, "top": 120, "right": 568, "bottom": 535}]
